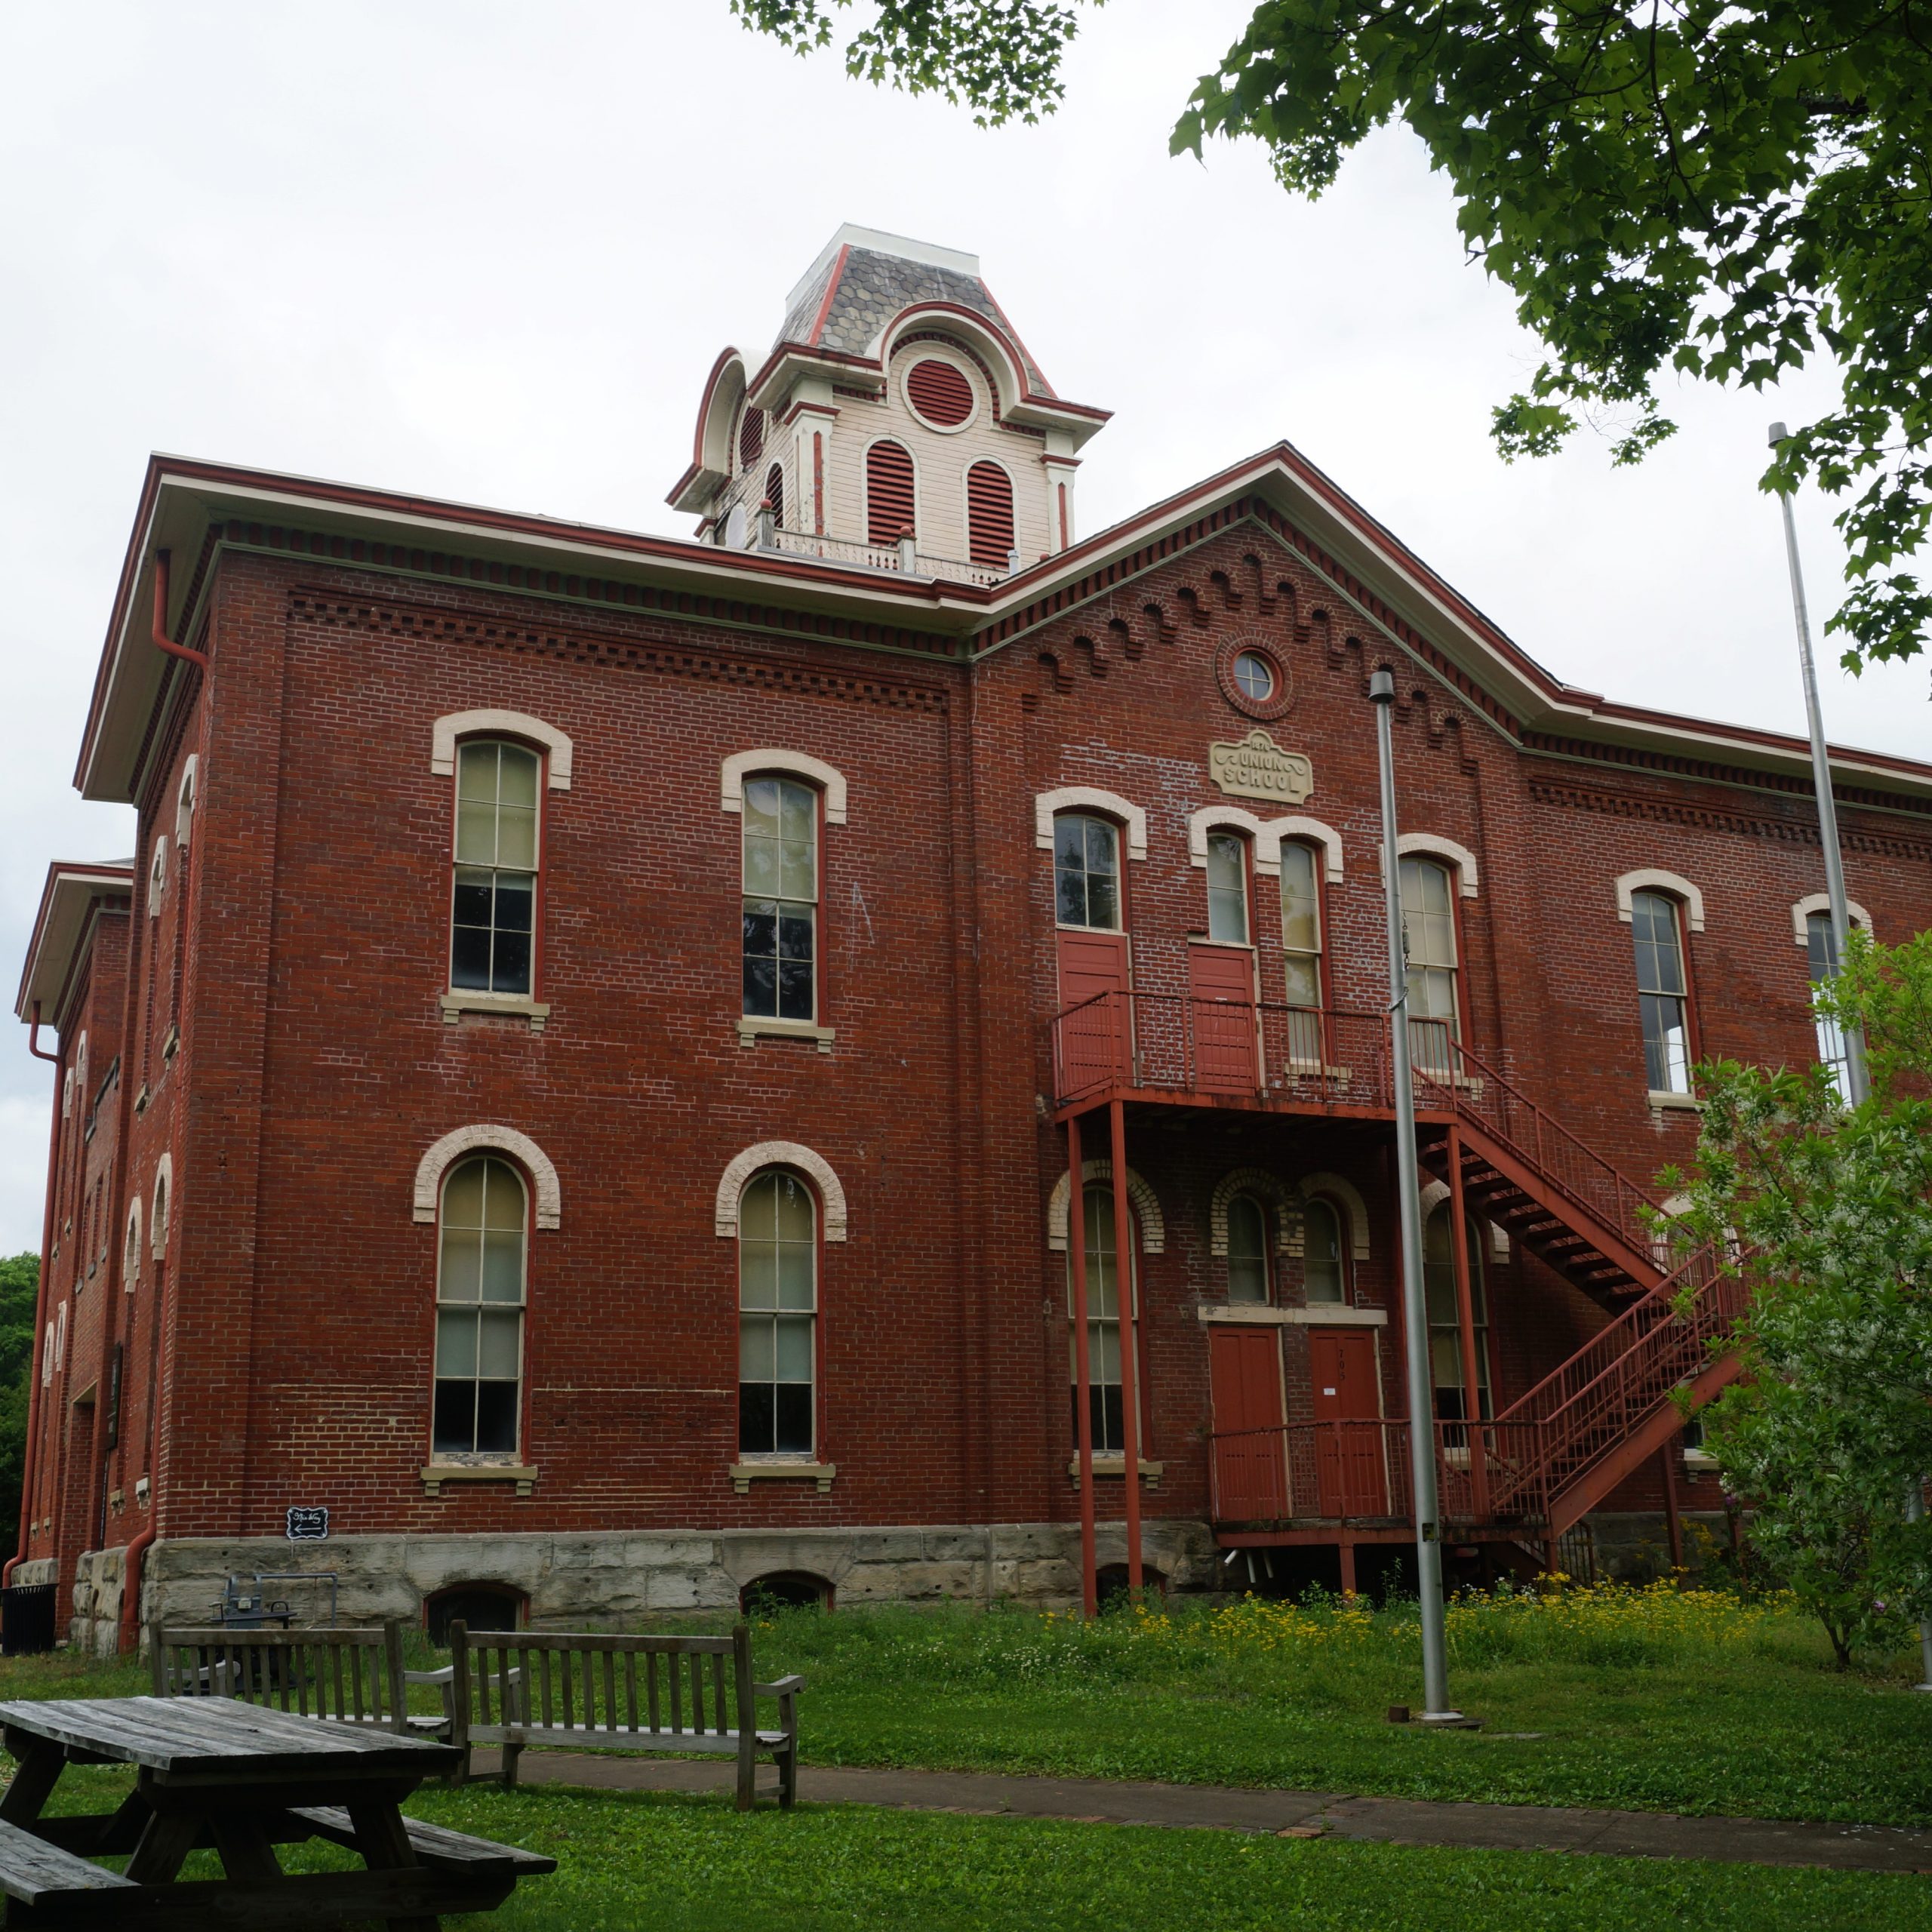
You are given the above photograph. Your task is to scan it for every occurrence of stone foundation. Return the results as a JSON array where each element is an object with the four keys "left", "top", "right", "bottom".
[
  {"left": 70, "top": 1546, "right": 128, "bottom": 1658},
  {"left": 9, "top": 1559, "right": 56, "bottom": 1589},
  {"left": 137, "top": 1518, "right": 1220, "bottom": 1632},
  {"left": 1585, "top": 1511, "right": 1732, "bottom": 1583}
]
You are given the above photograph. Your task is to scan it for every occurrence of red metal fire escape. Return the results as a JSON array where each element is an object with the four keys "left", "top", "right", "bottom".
[{"left": 1051, "top": 993, "right": 1745, "bottom": 1540}]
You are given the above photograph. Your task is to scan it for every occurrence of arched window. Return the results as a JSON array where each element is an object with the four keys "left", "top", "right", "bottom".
[
  {"left": 1399, "top": 857, "right": 1460, "bottom": 1066},
  {"left": 148, "top": 836, "right": 168, "bottom": 914},
  {"left": 1069, "top": 1184, "right": 1137, "bottom": 1452},
  {"left": 1630, "top": 890, "right": 1691, "bottom": 1094},
  {"left": 966, "top": 461, "right": 1014, "bottom": 568},
  {"left": 122, "top": 1201, "right": 142, "bottom": 1294},
  {"left": 1423, "top": 1204, "right": 1489, "bottom": 1427},
  {"left": 451, "top": 740, "right": 540, "bottom": 998},
  {"left": 1054, "top": 814, "right": 1121, "bottom": 931},
  {"left": 1804, "top": 909, "right": 1852, "bottom": 1100},
  {"left": 738, "top": 405, "right": 765, "bottom": 472},
  {"left": 1303, "top": 1198, "right": 1346, "bottom": 1305},
  {"left": 866, "top": 439, "right": 916, "bottom": 548},
  {"left": 432, "top": 1155, "right": 527, "bottom": 1457},
  {"left": 741, "top": 777, "right": 819, "bottom": 1023},
  {"left": 764, "top": 462, "right": 785, "bottom": 528},
  {"left": 1226, "top": 1195, "right": 1270, "bottom": 1304},
  {"left": 1204, "top": 833, "right": 1249, "bottom": 944},
  {"left": 738, "top": 1170, "right": 817, "bottom": 1457},
  {"left": 1280, "top": 841, "right": 1324, "bottom": 1010}
]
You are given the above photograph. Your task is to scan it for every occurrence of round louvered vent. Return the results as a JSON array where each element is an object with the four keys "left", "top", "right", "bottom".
[{"left": 906, "top": 358, "right": 974, "bottom": 428}]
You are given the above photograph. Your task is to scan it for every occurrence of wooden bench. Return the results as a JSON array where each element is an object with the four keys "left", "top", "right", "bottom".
[
  {"left": 150, "top": 1621, "right": 452, "bottom": 1742},
  {"left": 0, "top": 1815, "right": 138, "bottom": 1914},
  {"left": 438, "top": 1623, "right": 804, "bottom": 1808}
]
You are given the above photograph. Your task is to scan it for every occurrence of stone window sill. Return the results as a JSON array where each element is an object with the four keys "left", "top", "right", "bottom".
[
  {"left": 1280, "top": 1062, "right": 1352, "bottom": 1084},
  {"left": 1648, "top": 1089, "right": 1702, "bottom": 1111},
  {"left": 442, "top": 992, "right": 551, "bottom": 1032},
  {"left": 420, "top": 1463, "right": 540, "bottom": 1497},
  {"left": 730, "top": 1460, "right": 836, "bottom": 1495},
  {"left": 1067, "top": 1457, "right": 1164, "bottom": 1490},
  {"left": 1682, "top": 1450, "right": 1721, "bottom": 1474},
  {"left": 737, "top": 1019, "right": 835, "bottom": 1054},
  {"left": 162, "top": 1024, "right": 180, "bottom": 1063},
  {"left": 1197, "top": 1303, "right": 1386, "bottom": 1328}
]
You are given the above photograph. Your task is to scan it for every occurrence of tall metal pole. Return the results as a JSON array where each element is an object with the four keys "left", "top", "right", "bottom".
[
  {"left": 1769, "top": 423, "right": 1928, "bottom": 1689},
  {"left": 1371, "top": 669, "right": 1457, "bottom": 1721}
]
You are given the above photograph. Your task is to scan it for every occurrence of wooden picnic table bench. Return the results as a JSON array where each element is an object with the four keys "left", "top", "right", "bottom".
[
  {"left": 0, "top": 1694, "right": 554, "bottom": 1929},
  {"left": 434, "top": 1622, "right": 804, "bottom": 1807}
]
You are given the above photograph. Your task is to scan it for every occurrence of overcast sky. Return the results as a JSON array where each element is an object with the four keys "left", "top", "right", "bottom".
[{"left": 0, "top": 1, "right": 1924, "bottom": 1252}]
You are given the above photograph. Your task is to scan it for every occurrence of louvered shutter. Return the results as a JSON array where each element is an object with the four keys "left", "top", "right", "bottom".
[
  {"left": 738, "top": 406, "right": 764, "bottom": 471},
  {"left": 906, "top": 358, "right": 974, "bottom": 426},
  {"left": 765, "top": 463, "right": 784, "bottom": 527},
  {"left": 866, "top": 441, "right": 916, "bottom": 548},
  {"left": 967, "top": 461, "right": 1015, "bottom": 568}
]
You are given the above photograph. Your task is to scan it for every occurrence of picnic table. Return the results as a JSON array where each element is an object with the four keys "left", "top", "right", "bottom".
[{"left": 0, "top": 1694, "right": 554, "bottom": 1929}]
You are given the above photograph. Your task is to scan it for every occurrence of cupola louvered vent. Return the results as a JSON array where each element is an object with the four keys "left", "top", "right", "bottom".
[
  {"left": 967, "top": 461, "right": 1015, "bottom": 567},
  {"left": 765, "top": 463, "right": 784, "bottom": 527},
  {"left": 906, "top": 358, "right": 974, "bottom": 427},
  {"left": 866, "top": 441, "right": 916, "bottom": 547},
  {"left": 738, "top": 406, "right": 765, "bottom": 471}
]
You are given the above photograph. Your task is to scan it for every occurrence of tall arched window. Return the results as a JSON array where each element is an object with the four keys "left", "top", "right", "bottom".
[
  {"left": 1399, "top": 857, "right": 1460, "bottom": 1066},
  {"left": 1303, "top": 1198, "right": 1346, "bottom": 1305},
  {"left": 1630, "top": 890, "right": 1691, "bottom": 1094},
  {"left": 764, "top": 462, "right": 785, "bottom": 528},
  {"left": 1280, "top": 841, "right": 1324, "bottom": 1009},
  {"left": 1054, "top": 814, "right": 1121, "bottom": 930},
  {"left": 451, "top": 740, "right": 540, "bottom": 997},
  {"left": 1423, "top": 1204, "right": 1489, "bottom": 1428},
  {"left": 866, "top": 439, "right": 916, "bottom": 548},
  {"left": 741, "top": 777, "right": 818, "bottom": 1023},
  {"left": 1226, "top": 1195, "right": 1270, "bottom": 1304},
  {"left": 433, "top": 1155, "right": 527, "bottom": 1457},
  {"left": 1070, "top": 1185, "right": 1137, "bottom": 1451},
  {"left": 1804, "top": 909, "right": 1852, "bottom": 1099},
  {"left": 1204, "top": 833, "right": 1249, "bottom": 943},
  {"left": 966, "top": 460, "right": 1014, "bottom": 567},
  {"left": 738, "top": 1170, "right": 817, "bottom": 1457}
]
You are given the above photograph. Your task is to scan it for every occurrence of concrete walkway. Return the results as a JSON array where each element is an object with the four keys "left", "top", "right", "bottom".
[{"left": 472, "top": 1752, "right": 1932, "bottom": 1875}]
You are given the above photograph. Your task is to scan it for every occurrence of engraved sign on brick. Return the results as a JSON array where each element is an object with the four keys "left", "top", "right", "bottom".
[{"left": 1209, "top": 730, "right": 1314, "bottom": 804}]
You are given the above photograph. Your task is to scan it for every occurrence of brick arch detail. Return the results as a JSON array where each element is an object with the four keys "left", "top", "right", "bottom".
[
  {"left": 1046, "top": 1161, "right": 1164, "bottom": 1254},
  {"left": 1294, "top": 1172, "right": 1371, "bottom": 1261},
  {"left": 1382, "top": 832, "right": 1479, "bottom": 897},
  {"left": 1419, "top": 1175, "right": 1509, "bottom": 1259},
  {"left": 1035, "top": 787, "right": 1147, "bottom": 861},
  {"left": 1208, "top": 1168, "right": 1298, "bottom": 1257},
  {"left": 430, "top": 711, "right": 574, "bottom": 789},
  {"left": 720, "top": 751, "right": 849, "bottom": 825},
  {"left": 413, "top": 1126, "right": 561, "bottom": 1230},
  {"left": 1790, "top": 892, "right": 1872, "bottom": 943},
  {"left": 714, "top": 1142, "right": 848, "bottom": 1241},
  {"left": 1614, "top": 867, "right": 1704, "bottom": 931}
]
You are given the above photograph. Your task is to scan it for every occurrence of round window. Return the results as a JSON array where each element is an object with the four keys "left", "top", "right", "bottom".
[
  {"left": 906, "top": 358, "right": 975, "bottom": 428},
  {"left": 1232, "top": 651, "right": 1276, "bottom": 702}
]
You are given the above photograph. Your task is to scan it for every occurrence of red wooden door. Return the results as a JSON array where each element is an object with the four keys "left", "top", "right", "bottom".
[
  {"left": 1208, "top": 1326, "right": 1286, "bottom": 1519},
  {"left": 1188, "top": 946, "right": 1258, "bottom": 1095},
  {"left": 1310, "top": 1328, "right": 1386, "bottom": 1516},
  {"left": 1056, "top": 931, "right": 1131, "bottom": 1095}
]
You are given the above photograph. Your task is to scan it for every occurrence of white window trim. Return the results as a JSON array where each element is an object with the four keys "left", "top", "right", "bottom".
[
  {"left": 1791, "top": 893, "right": 1872, "bottom": 944},
  {"left": 1294, "top": 1173, "right": 1371, "bottom": 1261},
  {"left": 413, "top": 1125, "right": 561, "bottom": 1229},
  {"left": 1379, "top": 833, "right": 1478, "bottom": 897},
  {"left": 123, "top": 1198, "right": 141, "bottom": 1292},
  {"left": 1615, "top": 869, "right": 1705, "bottom": 932},
  {"left": 53, "top": 1302, "right": 66, "bottom": 1372},
  {"left": 151, "top": 1152, "right": 173, "bottom": 1260},
  {"left": 1267, "top": 817, "right": 1345, "bottom": 884},
  {"left": 1046, "top": 1159, "right": 1165, "bottom": 1254},
  {"left": 1417, "top": 1177, "right": 1509, "bottom": 1259},
  {"left": 1208, "top": 1168, "right": 1297, "bottom": 1257},
  {"left": 1035, "top": 788, "right": 1148, "bottom": 862},
  {"left": 431, "top": 711, "right": 574, "bottom": 790},
  {"left": 176, "top": 755, "right": 198, "bottom": 848},
  {"left": 148, "top": 837, "right": 168, "bottom": 915},
  {"left": 714, "top": 1141, "right": 848, "bottom": 1241},
  {"left": 902, "top": 347, "right": 983, "bottom": 435},
  {"left": 1189, "top": 810, "right": 1346, "bottom": 883},
  {"left": 721, "top": 751, "right": 848, "bottom": 825}
]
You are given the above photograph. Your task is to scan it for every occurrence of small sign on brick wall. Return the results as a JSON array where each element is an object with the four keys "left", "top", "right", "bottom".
[
  {"left": 285, "top": 1506, "right": 329, "bottom": 1543},
  {"left": 1209, "top": 730, "right": 1314, "bottom": 804}
]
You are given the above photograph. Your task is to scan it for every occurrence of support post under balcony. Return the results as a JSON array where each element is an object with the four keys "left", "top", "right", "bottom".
[
  {"left": 1067, "top": 1110, "right": 1097, "bottom": 1618},
  {"left": 1445, "top": 1124, "right": 1491, "bottom": 1520},
  {"left": 1109, "top": 1100, "right": 1144, "bottom": 1598}
]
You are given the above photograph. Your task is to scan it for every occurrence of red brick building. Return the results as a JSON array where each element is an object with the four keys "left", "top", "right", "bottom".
[{"left": 13, "top": 225, "right": 1932, "bottom": 1650}]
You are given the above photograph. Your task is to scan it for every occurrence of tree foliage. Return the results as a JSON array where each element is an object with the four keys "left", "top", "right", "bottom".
[
  {"left": 0, "top": 1254, "right": 40, "bottom": 1562},
  {"left": 1666, "top": 931, "right": 1932, "bottom": 1663},
  {"left": 727, "top": 0, "right": 1932, "bottom": 678}
]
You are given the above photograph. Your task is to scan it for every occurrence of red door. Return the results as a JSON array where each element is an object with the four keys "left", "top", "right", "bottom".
[
  {"left": 1310, "top": 1328, "right": 1386, "bottom": 1516},
  {"left": 1188, "top": 946, "right": 1258, "bottom": 1095},
  {"left": 1208, "top": 1326, "right": 1287, "bottom": 1519},
  {"left": 1056, "top": 931, "right": 1131, "bottom": 1096}
]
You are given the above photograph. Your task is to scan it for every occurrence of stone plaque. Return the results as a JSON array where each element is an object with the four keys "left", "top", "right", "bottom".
[{"left": 1209, "top": 730, "right": 1313, "bottom": 804}]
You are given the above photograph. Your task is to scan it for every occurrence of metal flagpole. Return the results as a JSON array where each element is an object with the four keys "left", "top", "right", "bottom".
[
  {"left": 1370, "top": 668, "right": 1458, "bottom": 1721},
  {"left": 1769, "top": 422, "right": 1930, "bottom": 1690}
]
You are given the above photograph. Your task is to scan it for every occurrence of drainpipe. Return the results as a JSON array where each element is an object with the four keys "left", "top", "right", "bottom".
[
  {"left": 5, "top": 1011, "right": 63, "bottom": 1588},
  {"left": 150, "top": 552, "right": 208, "bottom": 674}
]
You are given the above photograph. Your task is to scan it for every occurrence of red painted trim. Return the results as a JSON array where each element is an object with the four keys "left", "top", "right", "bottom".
[
  {"left": 686, "top": 346, "right": 745, "bottom": 469},
  {"left": 150, "top": 551, "right": 208, "bottom": 673},
  {"left": 977, "top": 278, "right": 1060, "bottom": 399},
  {"left": 27, "top": 1003, "right": 58, "bottom": 1065},
  {"left": 807, "top": 245, "right": 849, "bottom": 347}
]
